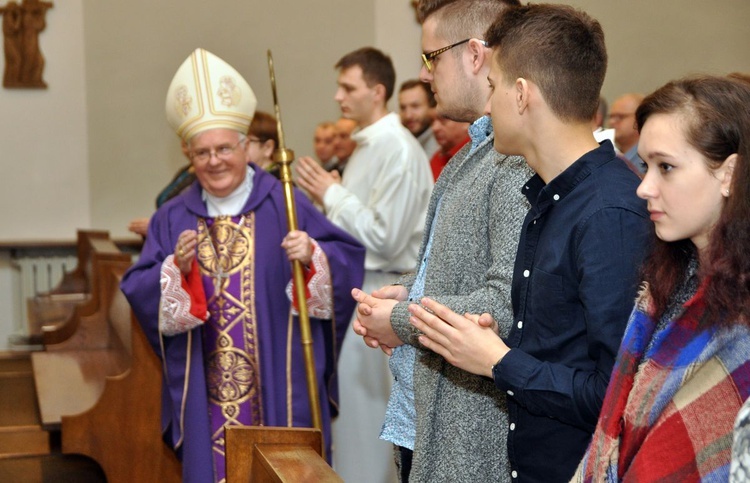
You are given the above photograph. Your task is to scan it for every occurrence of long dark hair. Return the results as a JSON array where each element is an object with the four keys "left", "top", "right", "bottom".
[{"left": 635, "top": 75, "right": 750, "bottom": 325}]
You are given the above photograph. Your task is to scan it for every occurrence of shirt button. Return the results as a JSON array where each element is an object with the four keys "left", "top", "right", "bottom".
[
  {"left": 533, "top": 220, "right": 537, "bottom": 225},
  {"left": 510, "top": 423, "right": 516, "bottom": 431},
  {"left": 517, "top": 321, "right": 523, "bottom": 329},
  {"left": 523, "top": 270, "right": 530, "bottom": 278},
  {"left": 507, "top": 390, "right": 514, "bottom": 396},
  {"left": 553, "top": 194, "right": 560, "bottom": 201},
  {"left": 512, "top": 470, "right": 518, "bottom": 478}
]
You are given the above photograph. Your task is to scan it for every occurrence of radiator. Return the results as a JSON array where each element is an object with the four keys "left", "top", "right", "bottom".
[{"left": 11, "top": 255, "right": 79, "bottom": 337}]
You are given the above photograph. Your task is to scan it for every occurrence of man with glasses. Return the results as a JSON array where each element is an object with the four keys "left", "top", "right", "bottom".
[
  {"left": 408, "top": 5, "right": 650, "bottom": 481},
  {"left": 121, "top": 48, "right": 365, "bottom": 483},
  {"left": 609, "top": 92, "right": 646, "bottom": 173},
  {"left": 350, "top": 1, "right": 530, "bottom": 481}
]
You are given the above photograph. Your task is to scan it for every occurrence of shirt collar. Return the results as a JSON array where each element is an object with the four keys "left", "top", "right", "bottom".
[
  {"left": 468, "top": 115, "right": 493, "bottom": 154},
  {"left": 352, "top": 112, "right": 399, "bottom": 144},
  {"left": 523, "top": 140, "right": 617, "bottom": 211}
]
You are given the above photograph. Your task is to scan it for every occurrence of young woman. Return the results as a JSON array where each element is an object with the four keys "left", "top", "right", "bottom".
[{"left": 575, "top": 75, "right": 750, "bottom": 482}]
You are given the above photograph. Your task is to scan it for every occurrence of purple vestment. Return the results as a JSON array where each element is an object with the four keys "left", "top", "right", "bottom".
[{"left": 121, "top": 166, "right": 365, "bottom": 483}]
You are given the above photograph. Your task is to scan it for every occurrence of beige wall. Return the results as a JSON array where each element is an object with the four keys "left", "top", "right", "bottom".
[
  {"left": 553, "top": 0, "right": 750, "bottom": 102},
  {"left": 84, "top": 0, "right": 377, "bottom": 238},
  {"left": 0, "top": 0, "right": 89, "bottom": 240},
  {"left": 376, "top": 0, "right": 423, "bottom": 106},
  {"left": 0, "top": 1, "right": 748, "bottom": 241}
]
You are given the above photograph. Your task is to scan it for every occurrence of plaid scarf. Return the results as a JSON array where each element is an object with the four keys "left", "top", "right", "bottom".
[{"left": 573, "top": 283, "right": 750, "bottom": 482}]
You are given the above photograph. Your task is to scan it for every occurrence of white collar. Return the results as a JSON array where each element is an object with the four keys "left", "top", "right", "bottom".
[{"left": 202, "top": 166, "right": 254, "bottom": 216}]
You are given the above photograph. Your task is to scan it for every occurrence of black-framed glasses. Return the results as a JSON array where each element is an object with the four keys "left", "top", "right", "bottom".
[{"left": 421, "top": 38, "right": 486, "bottom": 72}]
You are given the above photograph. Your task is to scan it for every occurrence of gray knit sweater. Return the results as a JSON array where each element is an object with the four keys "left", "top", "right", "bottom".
[{"left": 391, "top": 129, "right": 532, "bottom": 482}]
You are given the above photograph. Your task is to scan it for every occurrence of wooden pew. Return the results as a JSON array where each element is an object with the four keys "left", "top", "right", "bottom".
[
  {"left": 0, "top": 352, "right": 49, "bottom": 458},
  {"left": 58, "top": 267, "right": 181, "bottom": 482},
  {"left": 0, "top": 230, "right": 119, "bottom": 465},
  {"left": 30, "top": 250, "right": 181, "bottom": 482},
  {"left": 31, "top": 256, "right": 133, "bottom": 431},
  {"left": 225, "top": 427, "right": 342, "bottom": 482},
  {"left": 26, "top": 230, "right": 131, "bottom": 346}
]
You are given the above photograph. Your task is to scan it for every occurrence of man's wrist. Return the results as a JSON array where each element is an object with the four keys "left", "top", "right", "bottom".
[{"left": 489, "top": 348, "right": 510, "bottom": 380}]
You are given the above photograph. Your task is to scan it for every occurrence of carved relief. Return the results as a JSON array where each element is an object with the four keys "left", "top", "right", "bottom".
[{"left": 0, "top": 0, "right": 53, "bottom": 88}]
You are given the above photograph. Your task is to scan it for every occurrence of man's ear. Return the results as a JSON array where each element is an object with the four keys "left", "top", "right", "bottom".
[
  {"left": 720, "top": 153, "right": 738, "bottom": 197},
  {"left": 373, "top": 83, "right": 387, "bottom": 104},
  {"left": 467, "top": 38, "right": 488, "bottom": 75},
  {"left": 516, "top": 78, "right": 530, "bottom": 115}
]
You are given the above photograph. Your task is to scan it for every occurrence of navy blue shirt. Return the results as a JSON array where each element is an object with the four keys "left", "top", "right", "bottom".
[{"left": 493, "top": 142, "right": 651, "bottom": 482}]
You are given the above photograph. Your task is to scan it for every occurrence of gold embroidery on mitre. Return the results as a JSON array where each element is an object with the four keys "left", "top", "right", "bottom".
[
  {"left": 216, "top": 75, "right": 241, "bottom": 107},
  {"left": 174, "top": 85, "right": 193, "bottom": 118}
]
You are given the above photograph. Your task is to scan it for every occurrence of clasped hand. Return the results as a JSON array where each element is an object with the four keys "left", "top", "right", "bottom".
[
  {"left": 407, "top": 297, "right": 510, "bottom": 377},
  {"left": 351, "top": 285, "right": 408, "bottom": 354},
  {"left": 295, "top": 156, "right": 341, "bottom": 205}
]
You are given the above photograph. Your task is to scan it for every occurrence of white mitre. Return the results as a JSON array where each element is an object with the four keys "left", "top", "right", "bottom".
[{"left": 165, "top": 48, "right": 257, "bottom": 140}]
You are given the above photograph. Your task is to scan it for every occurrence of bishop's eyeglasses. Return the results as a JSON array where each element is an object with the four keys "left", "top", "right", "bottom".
[{"left": 189, "top": 138, "right": 246, "bottom": 163}]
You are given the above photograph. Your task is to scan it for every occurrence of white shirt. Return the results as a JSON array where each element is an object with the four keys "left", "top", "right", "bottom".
[
  {"left": 593, "top": 127, "right": 616, "bottom": 150},
  {"left": 323, "top": 112, "right": 433, "bottom": 273}
]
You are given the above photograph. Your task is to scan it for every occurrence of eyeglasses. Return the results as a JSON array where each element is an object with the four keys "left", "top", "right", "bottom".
[
  {"left": 608, "top": 113, "right": 635, "bottom": 123},
  {"left": 189, "top": 138, "right": 245, "bottom": 163},
  {"left": 421, "top": 39, "right": 486, "bottom": 73}
]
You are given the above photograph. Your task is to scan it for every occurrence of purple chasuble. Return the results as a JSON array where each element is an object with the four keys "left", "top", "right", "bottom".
[{"left": 121, "top": 166, "right": 365, "bottom": 483}]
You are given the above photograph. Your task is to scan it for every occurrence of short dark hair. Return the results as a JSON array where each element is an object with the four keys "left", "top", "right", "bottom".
[
  {"left": 335, "top": 47, "right": 396, "bottom": 102},
  {"left": 248, "top": 111, "right": 278, "bottom": 147},
  {"left": 399, "top": 79, "right": 436, "bottom": 108},
  {"left": 417, "top": 0, "right": 521, "bottom": 40},
  {"left": 485, "top": 4, "right": 607, "bottom": 123}
]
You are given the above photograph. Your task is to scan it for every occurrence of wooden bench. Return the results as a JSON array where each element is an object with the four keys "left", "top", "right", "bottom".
[
  {"left": 58, "top": 267, "right": 181, "bottom": 482},
  {"left": 31, "top": 255, "right": 133, "bottom": 431},
  {"left": 0, "top": 352, "right": 49, "bottom": 459},
  {"left": 29, "top": 249, "right": 181, "bottom": 482},
  {"left": 226, "top": 427, "right": 342, "bottom": 482},
  {"left": 0, "top": 231, "right": 119, "bottom": 464},
  {"left": 26, "top": 230, "right": 131, "bottom": 346}
]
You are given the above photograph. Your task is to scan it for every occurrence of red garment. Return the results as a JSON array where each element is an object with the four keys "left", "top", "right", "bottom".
[{"left": 429, "top": 136, "right": 470, "bottom": 181}]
